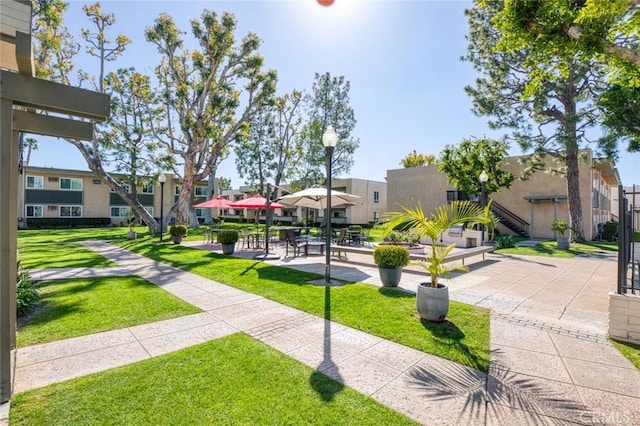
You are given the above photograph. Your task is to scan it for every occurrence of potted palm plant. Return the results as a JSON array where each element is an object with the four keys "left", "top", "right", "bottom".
[
  {"left": 551, "top": 218, "right": 570, "bottom": 249},
  {"left": 217, "top": 229, "right": 239, "bottom": 255},
  {"left": 383, "top": 200, "right": 488, "bottom": 322},
  {"left": 373, "top": 245, "right": 410, "bottom": 287},
  {"left": 169, "top": 224, "right": 188, "bottom": 244}
]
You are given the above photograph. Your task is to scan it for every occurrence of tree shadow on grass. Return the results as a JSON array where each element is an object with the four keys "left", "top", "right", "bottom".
[
  {"left": 420, "top": 318, "right": 487, "bottom": 372},
  {"left": 377, "top": 286, "right": 415, "bottom": 298}
]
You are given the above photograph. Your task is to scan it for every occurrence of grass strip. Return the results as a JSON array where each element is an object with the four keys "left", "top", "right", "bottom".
[
  {"left": 121, "top": 237, "right": 490, "bottom": 371},
  {"left": 496, "top": 240, "right": 618, "bottom": 258},
  {"left": 18, "top": 276, "right": 201, "bottom": 347},
  {"left": 611, "top": 339, "right": 640, "bottom": 371},
  {"left": 10, "top": 334, "right": 417, "bottom": 425}
]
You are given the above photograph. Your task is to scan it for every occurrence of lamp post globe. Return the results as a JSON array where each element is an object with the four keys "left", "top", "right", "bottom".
[
  {"left": 322, "top": 126, "right": 339, "bottom": 285},
  {"left": 158, "top": 173, "right": 166, "bottom": 243}
]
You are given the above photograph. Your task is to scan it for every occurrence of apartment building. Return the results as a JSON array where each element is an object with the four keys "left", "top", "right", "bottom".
[
  {"left": 386, "top": 150, "right": 620, "bottom": 240},
  {"left": 17, "top": 166, "right": 216, "bottom": 227}
]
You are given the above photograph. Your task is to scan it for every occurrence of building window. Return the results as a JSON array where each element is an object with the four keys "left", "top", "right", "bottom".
[
  {"left": 373, "top": 191, "right": 380, "bottom": 203},
  {"left": 110, "top": 206, "right": 130, "bottom": 217},
  {"left": 26, "top": 205, "right": 43, "bottom": 217},
  {"left": 141, "top": 183, "right": 154, "bottom": 194},
  {"left": 60, "top": 178, "right": 82, "bottom": 191},
  {"left": 111, "top": 182, "right": 130, "bottom": 193},
  {"left": 143, "top": 206, "right": 154, "bottom": 216},
  {"left": 175, "top": 185, "right": 181, "bottom": 195},
  {"left": 26, "top": 176, "right": 43, "bottom": 189},
  {"left": 60, "top": 206, "right": 82, "bottom": 217},
  {"left": 92, "top": 179, "right": 101, "bottom": 185},
  {"left": 195, "top": 186, "right": 208, "bottom": 197},
  {"left": 195, "top": 208, "right": 205, "bottom": 218}
]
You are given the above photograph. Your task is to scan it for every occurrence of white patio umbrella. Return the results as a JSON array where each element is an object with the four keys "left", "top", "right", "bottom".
[{"left": 276, "top": 186, "right": 360, "bottom": 209}]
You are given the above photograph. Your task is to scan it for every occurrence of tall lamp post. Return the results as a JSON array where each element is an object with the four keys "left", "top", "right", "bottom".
[
  {"left": 158, "top": 173, "right": 166, "bottom": 243},
  {"left": 322, "top": 125, "right": 339, "bottom": 285},
  {"left": 479, "top": 170, "right": 488, "bottom": 245}
]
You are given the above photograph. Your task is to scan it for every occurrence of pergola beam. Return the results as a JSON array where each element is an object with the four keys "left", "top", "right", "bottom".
[
  {"left": 1, "top": 70, "right": 110, "bottom": 120},
  {"left": 13, "top": 110, "right": 94, "bottom": 140}
]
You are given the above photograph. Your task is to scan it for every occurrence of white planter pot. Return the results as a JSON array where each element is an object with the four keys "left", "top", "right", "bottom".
[
  {"left": 416, "top": 283, "right": 449, "bottom": 322},
  {"left": 221, "top": 243, "right": 236, "bottom": 255}
]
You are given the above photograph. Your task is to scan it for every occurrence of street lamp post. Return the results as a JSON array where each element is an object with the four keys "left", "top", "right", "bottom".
[
  {"left": 159, "top": 173, "right": 166, "bottom": 243},
  {"left": 479, "top": 170, "right": 488, "bottom": 245},
  {"left": 322, "top": 125, "right": 339, "bottom": 285}
]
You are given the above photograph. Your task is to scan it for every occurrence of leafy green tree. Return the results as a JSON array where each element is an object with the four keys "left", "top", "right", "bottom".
[
  {"left": 400, "top": 151, "right": 437, "bottom": 167},
  {"left": 295, "top": 72, "right": 359, "bottom": 188},
  {"left": 464, "top": 0, "right": 616, "bottom": 242},
  {"left": 31, "top": 1, "right": 167, "bottom": 230},
  {"left": 493, "top": 0, "right": 640, "bottom": 69},
  {"left": 438, "top": 137, "right": 515, "bottom": 198},
  {"left": 490, "top": 0, "right": 640, "bottom": 154},
  {"left": 145, "top": 10, "right": 277, "bottom": 226},
  {"left": 217, "top": 177, "right": 232, "bottom": 191},
  {"left": 235, "top": 90, "right": 304, "bottom": 198}
]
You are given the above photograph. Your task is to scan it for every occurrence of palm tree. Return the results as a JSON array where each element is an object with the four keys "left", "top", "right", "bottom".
[{"left": 382, "top": 200, "right": 488, "bottom": 288}]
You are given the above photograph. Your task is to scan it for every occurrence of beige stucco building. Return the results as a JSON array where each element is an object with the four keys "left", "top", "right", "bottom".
[
  {"left": 17, "top": 166, "right": 218, "bottom": 227},
  {"left": 386, "top": 150, "right": 620, "bottom": 241}
]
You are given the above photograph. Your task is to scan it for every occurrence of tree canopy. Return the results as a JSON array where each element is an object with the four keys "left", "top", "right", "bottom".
[
  {"left": 400, "top": 151, "right": 437, "bottom": 168},
  {"left": 438, "top": 137, "right": 515, "bottom": 197}
]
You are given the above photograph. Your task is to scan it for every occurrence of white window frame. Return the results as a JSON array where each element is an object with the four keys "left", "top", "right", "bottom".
[
  {"left": 143, "top": 206, "right": 154, "bottom": 216},
  {"left": 195, "top": 186, "right": 208, "bottom": 197},
  {"left": 195, "top": 208, "right": 205, "bottom": 218},
  {"left": 141, "top": 183, "right": 154, "bottom": 194},
  {"left": 60, "top": 206, "right": 82, "bottom": 217},
  {"left": 26, "top": 175, "right": 44, "bottom": 189},
  {"left": 60, "top": 177, "right": 83, "bottom": 191},
  {"left": 26, "top": 205, "right": 43, "bottom": 217},
  {"left": 110, "top": 206, "right": 130, "bottom": 217}
]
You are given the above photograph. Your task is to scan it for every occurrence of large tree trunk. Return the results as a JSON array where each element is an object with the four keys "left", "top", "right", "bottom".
[
  {"left": 176, "top": 154, "right": 196, "bottom": 225},
  {"left": 564, "top": 95, "right": 585, "bottom": 243}
]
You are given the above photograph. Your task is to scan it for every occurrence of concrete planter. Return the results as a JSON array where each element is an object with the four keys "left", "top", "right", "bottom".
[
  {"left": 557, "top": 238, "right": 570, "bottom": 250},
  {"left": 126, "top": 231, "right": 137, "bottom": 240},
  {"left": 378, "top": 266, "right": 402, "bottom": 287},
  {"left": 416, "top": 283, "right": 449, "bottom": 322},
  {"left": 171, "top": 235, "right": 183, "bottom": 245},
  {"left": 221, "top": 243, "right": 236, "bottom": 255}
]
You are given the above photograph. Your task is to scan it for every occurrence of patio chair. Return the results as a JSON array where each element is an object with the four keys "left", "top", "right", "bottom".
[
  {"left": 284, "top": 229, "right": 307, "bottom": 257},
  {"left": 332, "top": 228, "right": 348, "bottom": 246}
]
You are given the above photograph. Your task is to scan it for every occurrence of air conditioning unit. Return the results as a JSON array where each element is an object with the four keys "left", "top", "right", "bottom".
[
  {"left": 47, "top": 205, "right": 57, "bottom": 211},
  {"left": 48, "top": 177, "right": 59, "bottom": 182}
]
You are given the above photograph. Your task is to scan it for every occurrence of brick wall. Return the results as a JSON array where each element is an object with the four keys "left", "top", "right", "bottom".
[{"left": 608, "top": 292, "right": 640, "bottom": 345}]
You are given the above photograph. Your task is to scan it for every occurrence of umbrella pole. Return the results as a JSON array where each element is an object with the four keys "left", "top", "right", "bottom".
[{"left": 254, "top": 183, "right": 280, "bottom": 260}]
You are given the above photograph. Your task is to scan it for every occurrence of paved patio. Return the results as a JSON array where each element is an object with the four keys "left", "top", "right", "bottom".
[{"left": 3, "top": 240, "right": 638, "bottom": 425}]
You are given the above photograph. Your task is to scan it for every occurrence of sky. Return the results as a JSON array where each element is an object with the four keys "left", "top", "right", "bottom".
[{"left": 29, "top": 0, "right": 638, "bottom": 187}]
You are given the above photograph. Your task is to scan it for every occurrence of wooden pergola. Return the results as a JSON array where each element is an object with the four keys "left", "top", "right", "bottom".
[{"left": 0, "top": 0, "right": 110, "bottom": 403}]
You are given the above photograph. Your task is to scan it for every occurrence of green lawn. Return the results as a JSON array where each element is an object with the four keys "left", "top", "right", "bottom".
[
  {"left": 611, "top": 339, "right": 640, "bottom": 371},
  {"left": 121, "top": 235, "right": 490, "bottom": 372},
  {"left": 17, "top": 227, "right": 490, "bottom": 371},
  {"left": 495, "top": 239, "right": 618, "bottom": 258},
  {"left": 10, "top": 334, "right": 417, "bottom": 425},
  {"left": 18, "top": 276, "right": 201, "bottom": 347}
]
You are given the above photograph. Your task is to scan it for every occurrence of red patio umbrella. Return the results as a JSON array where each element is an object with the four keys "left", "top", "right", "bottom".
[
  {"left": 228, "top": 194, "right": 286, "bottom": 209},
  {"left": 193, "top": 196, "right": 232, "bottom": 209}
]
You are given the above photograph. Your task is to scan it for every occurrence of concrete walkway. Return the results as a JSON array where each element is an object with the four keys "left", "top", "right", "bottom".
[{"left": 4, "top": 241, "right": 640, "bottom": 425}]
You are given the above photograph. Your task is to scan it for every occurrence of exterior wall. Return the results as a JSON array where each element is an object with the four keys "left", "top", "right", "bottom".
[
  {"left": 386, "top": 166, "right": 453, "bottom": 215},
  {"left": 385, "top": 151, "right": 619, "bottom": 241},
  {"left": 18, "top": 167, "right": 190, "bottom": 226},
  {"left": 332, "top": 178, "right": 387, "bottom": 224},
  {"left": 609, "top": 292, "right": 640, "bottom": 345}
]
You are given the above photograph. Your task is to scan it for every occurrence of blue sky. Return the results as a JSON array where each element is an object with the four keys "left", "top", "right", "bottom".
[{"left": 30, "top": 0, "right": 638, "bottom": 186}]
